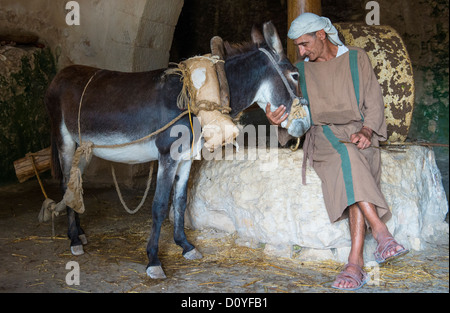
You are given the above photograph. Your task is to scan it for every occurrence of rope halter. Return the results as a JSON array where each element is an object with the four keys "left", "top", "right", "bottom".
[{"left": 258, "top": 48, "right": 308, "bottom": 108}]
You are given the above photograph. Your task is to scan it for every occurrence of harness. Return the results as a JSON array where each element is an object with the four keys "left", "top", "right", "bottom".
[
  {"left": 259, "top": 48, "right": 299, "bottom": 103},
  {"left": 259, "top": 48, "right": 310, "bottom": 140}
]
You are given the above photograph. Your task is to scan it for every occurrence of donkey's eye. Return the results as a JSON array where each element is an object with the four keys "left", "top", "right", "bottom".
[{"left": 291, "top": 73, "right": 299, "bottom": 81}]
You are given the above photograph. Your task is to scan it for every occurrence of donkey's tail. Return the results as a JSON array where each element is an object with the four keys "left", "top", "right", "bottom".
[
  {"left": 44, "top": 73, "right": 64, "bottom": 182},
  {"left": 50, "top": 132, "right": 63, "bottom": 181}
]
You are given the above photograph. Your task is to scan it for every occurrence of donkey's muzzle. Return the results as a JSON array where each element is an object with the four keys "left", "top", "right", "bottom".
[{"left": 285, "top": 97, "right": 311, "bottom": 138}]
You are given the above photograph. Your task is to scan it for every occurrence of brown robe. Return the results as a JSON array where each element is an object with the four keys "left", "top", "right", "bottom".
[{"left": 298, "top": 47, "right": 391, "bottom": 224}]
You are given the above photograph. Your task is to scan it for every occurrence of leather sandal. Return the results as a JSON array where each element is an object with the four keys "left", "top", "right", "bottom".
[
  {"left": 374, "top": 236, "right": 409, "bottom": 264},
  {"left": 331, "top": 263, "right": 369, "bottom": 291}
]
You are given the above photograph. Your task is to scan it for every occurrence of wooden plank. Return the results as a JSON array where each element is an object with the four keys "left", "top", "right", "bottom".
[{"left": 13, "top": 147, "right": 51, "bottom": 183}]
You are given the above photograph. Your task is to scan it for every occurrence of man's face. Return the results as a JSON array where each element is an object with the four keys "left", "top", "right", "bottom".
[{"left": 293, "top": 32, "right": 324, "bottom": 62}]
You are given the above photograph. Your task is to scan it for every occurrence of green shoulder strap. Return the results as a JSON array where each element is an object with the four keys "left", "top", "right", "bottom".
[
  {"left": 296, "top": 61, "right": 314, "bottom": 126},
  {"left": 349, "top": 49, "right": 364, "bottom": 121}
]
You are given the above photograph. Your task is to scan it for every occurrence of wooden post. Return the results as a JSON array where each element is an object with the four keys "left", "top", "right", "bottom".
[{"left": 287, "top": 0, "right": 322, "bottom": 63}]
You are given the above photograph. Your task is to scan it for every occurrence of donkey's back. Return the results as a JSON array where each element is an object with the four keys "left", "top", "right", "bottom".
[{"left": 46, "top": 65, "right": 183, "bottom": 140}]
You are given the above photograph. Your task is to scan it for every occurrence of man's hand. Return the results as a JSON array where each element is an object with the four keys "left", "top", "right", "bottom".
[
  {"left": 266, "top": 103, "right": 288, "bottom": 126},
  {"left": 350, "top": 126, "right": 373, "bottom": 150}
]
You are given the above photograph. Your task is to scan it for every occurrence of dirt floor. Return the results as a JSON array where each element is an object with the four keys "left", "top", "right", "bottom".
[{"left": 0, "top": 178, "right": 448, "bottom": 296}]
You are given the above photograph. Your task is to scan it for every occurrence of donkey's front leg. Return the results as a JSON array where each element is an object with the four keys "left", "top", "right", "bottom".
[
  {"left": 173, "top": 159, "right": 202, "bottom": 260},
  {"left": 146, "top": 155, "right": 178, "bottom": 279}
]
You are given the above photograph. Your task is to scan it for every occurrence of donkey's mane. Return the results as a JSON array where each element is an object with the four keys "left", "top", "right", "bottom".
[{"left": 224, "top": 41, "right": 261, "bottom": 60}]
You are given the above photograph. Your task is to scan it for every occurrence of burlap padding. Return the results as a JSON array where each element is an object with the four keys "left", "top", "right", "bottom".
[
  {"left": 197, "top": 110, "right": 240, "bottom": 152},
  {"left": 184, "top": 56, "right": 222, "bottom": 114},
  {"left": 63, "top": 142, "right": 94, "bottom": 214},
  {"left": 167, "top": 55, "right": 232, "bottom": 116},
  {"left": 166, "top": 54, "right": 239, "bottom": 151},
  {"left": 38, "top": 142, "right": 93, "bottom": 222}
]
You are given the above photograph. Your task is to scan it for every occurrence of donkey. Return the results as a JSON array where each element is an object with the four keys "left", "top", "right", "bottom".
[{"left": 45, "top": 22, "right": 303, "bottom": 279}]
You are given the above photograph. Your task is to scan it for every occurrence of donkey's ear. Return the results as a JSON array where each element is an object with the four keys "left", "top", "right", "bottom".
[
  {"left": 251, "top": 25, "right": 264, "bottom": 45},
  {"left": 263, "top": 21, "right": 284, "bottom": 58}
]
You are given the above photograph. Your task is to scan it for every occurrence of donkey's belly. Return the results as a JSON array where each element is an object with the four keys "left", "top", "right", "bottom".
[{"left": 92, "top": 139, "right": 159, "bottom": 164}]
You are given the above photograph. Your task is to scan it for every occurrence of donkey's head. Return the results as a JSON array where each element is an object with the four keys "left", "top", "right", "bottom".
[
  {"left": 224, "top": 22, "right": 304, "bottom": 126},
  {"left": 251, "top": 22, "right": 302, "bottom": 124}
]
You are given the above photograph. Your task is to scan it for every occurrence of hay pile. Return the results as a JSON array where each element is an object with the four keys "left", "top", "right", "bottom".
[
  {"left": 6, "top": 219, "right": 447, "bottom": 292},
  {"left": 68, "top": 222, "right": 448, "bottom": 291}
]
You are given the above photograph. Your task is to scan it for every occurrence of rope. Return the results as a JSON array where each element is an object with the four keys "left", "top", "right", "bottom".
[
  {"left": 92, "top": 110, "right": 190, "bottom": 149},
  {"left": 259, "top": 48, "right": 308, "bottom": 153},
  {"left": 290, "top": 138, "right": 301, "bottom": 152},
  {"left": 73, "top": 71, "right": 193, "bottom": 216},
  {"left": 36, "top": 68, "right": 195, "bottom": 227},
  {"left": 78, "top": 70, "right": 101, "bottom": 145},
  {"left": 76, "top": 70, "right": 191, "bottom": 150},
  {"left": 111, "top": 161, "right": 155, "bottom": 215},
  {"left": 27, "top": 153, "right": 48, "bottom": 199},
  {"left": 259, "top": 48, "right": 298, "bottom": 101},
  {"left": 29, "top": 154, "right": 56, "bottom": 238}
]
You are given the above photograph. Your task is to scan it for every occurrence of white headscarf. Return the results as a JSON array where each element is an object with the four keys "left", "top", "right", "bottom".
[{"left": 288, "top": 12, "right": 343, "bottom": 46}]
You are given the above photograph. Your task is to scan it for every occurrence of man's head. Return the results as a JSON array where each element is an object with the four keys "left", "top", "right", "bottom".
[{"left": 288, "top": 13, "right": 343, "bottom": 61}]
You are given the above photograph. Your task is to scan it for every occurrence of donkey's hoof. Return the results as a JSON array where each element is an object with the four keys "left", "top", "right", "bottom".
[
  {"left": 146, "top": 266, "right": 167, "bottom": 279},
  {"left": 79, "top": 234, "right": 88, "bottom": 245},
  {"left": 184, "top": 248, "right": 203, "bottom": 260},
  {"left": 71, "top": 245, "right": 84, "bottom": 256}
]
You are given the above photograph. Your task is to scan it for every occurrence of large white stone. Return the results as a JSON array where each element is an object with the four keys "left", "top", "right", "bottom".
[{"left": 184, "top": 146, "right": 449, "bottom": 263}]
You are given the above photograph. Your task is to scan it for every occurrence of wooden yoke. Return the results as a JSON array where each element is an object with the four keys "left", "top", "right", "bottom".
[
  {"left": 179, "top": 36, "right": 239, "bottom": 152},
  {"left": 210, "top": 36, "right": 230, "bottom": 112}
]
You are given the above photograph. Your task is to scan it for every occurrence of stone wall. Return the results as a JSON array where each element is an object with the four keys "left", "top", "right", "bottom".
[
  {"left": 0, "top": 46, "right": 56, "bottom": 182},
  {"left": 184, "top": 146, "right": 449, "bottom": 262},
  {"left": 0, "top": 0, "right": 184, "bottom": 71},
  {"left": 0, "top": 0, "right": 184, "bottom": 183}
]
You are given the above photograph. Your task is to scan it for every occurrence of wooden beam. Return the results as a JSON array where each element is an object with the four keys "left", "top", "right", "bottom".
[{"left": 287, "top": 0, "right": 322, "bottom": 64}]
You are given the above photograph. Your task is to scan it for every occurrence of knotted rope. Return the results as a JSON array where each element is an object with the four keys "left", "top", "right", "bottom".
[
  {"left": 111, "top": 162, "right": 154, "bottom": 215},
  {"left": 39, "top": 71, "right": 191, "bottom": 224},
  {"left": 40, "top": 46, "right": 234, "bottom": 223}
]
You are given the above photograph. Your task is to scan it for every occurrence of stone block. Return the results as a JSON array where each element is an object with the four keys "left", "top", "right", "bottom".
[{"left": 185, "top": 146, "right": 449, "bottom": 262}]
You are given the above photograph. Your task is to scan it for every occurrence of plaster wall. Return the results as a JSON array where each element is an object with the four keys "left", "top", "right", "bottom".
[
  {"left": 0, "top": 0, "right": 184, "bottom": 71},
  {"left": 0, "top": 0, "right": 184, "bottom": 184}
]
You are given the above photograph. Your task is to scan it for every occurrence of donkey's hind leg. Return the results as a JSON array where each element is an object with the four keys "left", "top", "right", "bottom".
[
  {"left": 59, "top": 127, "right": 87, "bottom": 255},
  {"left": 173, "top": 159, "right": 202, "bottom": 260}
]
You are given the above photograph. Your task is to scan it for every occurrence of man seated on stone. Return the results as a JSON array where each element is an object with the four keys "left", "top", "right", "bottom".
[{"left": 266, "top": 12, "right": 408, "bottom": 291}]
